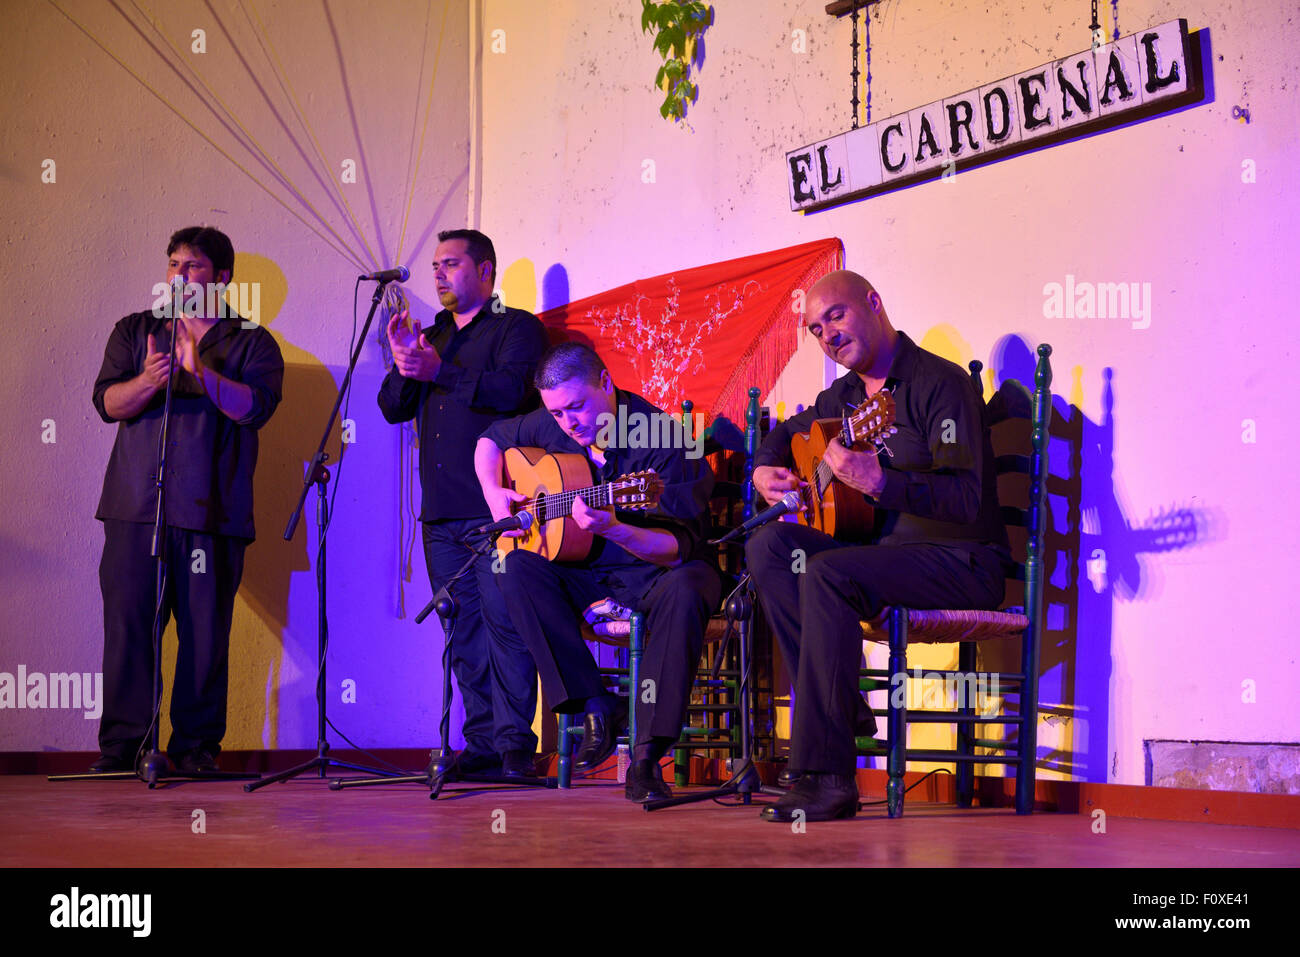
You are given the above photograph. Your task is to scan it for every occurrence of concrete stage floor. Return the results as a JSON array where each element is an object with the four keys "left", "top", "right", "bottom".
[{"left": 3, "top": 773, "right": 1298, "bottom": 868}]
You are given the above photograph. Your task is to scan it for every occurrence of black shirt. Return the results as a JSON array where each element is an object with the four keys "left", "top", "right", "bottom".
[
  {"left": 93, "top": 311, "right": 284, "bottom": 541},
  {"left": 480, "top": 388, "right": 715, "bottom": 601},
  {"left": 755, "top": 331, "right": 1008, "bottom": 551},
  {"left": 377, "top": 298, "right": 549, "bottom": 522}
]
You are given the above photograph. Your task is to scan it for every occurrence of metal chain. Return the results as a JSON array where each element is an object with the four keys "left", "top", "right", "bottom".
[
  {"left": 1111, "top": 0, "right": 1120, "bottom": 41},
  {"left": 850, "top": 2, "right": 860, "bottom": 128},
  {"left": 864, "top": 6, "right": 872, "bottom": 124},
  {"left": 1089, "top": 0, "right": 1102, "bottom": 49}
]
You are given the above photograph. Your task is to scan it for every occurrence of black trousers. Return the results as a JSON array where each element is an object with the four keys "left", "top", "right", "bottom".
[
  {"left": 492, "top": 549, "right": 721, "bottom": 748},
  {"left": 422, "top": 519, "right": 538, "bottom": 756},
  {"left": 98, "top": 519, "right": 246, "bottom": 760},
  {"left": 745, "top": 523, "right": 1005, "bottom": 774}
]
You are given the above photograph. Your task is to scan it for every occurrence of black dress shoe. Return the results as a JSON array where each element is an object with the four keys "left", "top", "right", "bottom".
[
  {"left": 625, "top": 760, "right": 672, "bottom": 802},
  {"left": 776, "top": 767, "right": 801, "bottom": 789},
  {"left": 574, "top": 705, "right": 627, "bottom": 771},
  {"left": 501, "top": 749, "right": 538, "bottom": 778},
  {"left": 176, "top": 749, "right": 219, "bottom": 774},
  {"left": 760, "top": 772, "right": 859, "bottom": 822},
  {"left": 457, "top": 750, "right": 502, "bottom": 774},
  {"left": 89, "top": 754, "right": 134, "bottom": 773}
]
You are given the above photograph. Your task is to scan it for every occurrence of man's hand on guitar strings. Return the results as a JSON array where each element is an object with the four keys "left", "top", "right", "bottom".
[
  {"left": 484, "top": 485, "right": 530, "bottom": 538},
  {"left": 753, "top": 465, "right": 807, "bottom": 506}
]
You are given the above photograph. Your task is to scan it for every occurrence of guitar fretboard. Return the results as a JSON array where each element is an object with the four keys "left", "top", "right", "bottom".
[{"left": 526, "top": 483, "right": 616, "bottom": 521}]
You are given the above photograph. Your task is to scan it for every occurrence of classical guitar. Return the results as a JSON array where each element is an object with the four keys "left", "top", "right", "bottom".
[
  {"left": 788, "top": 390, "right": 898, "bottom": 539},
  {"left": 499, "top": 446, "right": 664, "bottom": 561}
]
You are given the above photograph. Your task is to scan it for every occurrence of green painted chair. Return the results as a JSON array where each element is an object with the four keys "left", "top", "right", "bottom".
[{"left": 856, "top": 344, "right": 1053, "bottom": 816}]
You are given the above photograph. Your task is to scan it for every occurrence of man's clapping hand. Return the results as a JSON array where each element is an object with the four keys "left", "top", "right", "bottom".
[
  {"left": 386, "top": 310, "right": 442, "bottom": 382},
  {"left": 140, "top": 333, "right": 171, "bottom": 390}
]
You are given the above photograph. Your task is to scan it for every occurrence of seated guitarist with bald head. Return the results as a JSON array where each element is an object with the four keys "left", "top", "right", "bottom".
[
  {"left": 747, "top": 270, "right": 1010, "bottom": 823},
  {"left": 474, "top": 343, "right": 720, "bottom": 803}
]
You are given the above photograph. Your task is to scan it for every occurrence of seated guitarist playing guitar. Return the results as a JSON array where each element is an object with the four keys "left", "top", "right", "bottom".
[
  {"left": 747, "top": 270, "right": 1010, "bottom": 822},
  {"left": 474, "top": 343, "right": 721, "bottom": 802}
]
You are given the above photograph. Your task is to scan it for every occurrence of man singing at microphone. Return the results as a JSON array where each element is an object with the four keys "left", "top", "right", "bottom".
[
  {"left": 91, "top": 226, "right": 283, "bottom": 773},
  {"left": 377, "top": 229, "right": 548, "bottom": 777}
]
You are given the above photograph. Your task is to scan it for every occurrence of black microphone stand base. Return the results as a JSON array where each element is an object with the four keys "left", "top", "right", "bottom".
[
  {"left": 328, "top": 749, "right": 558, "bottom": 798},
  {"left": 50, "top": 749, "right": 261, "bottom": 787},
  {"left": 642, "top": 757, "right": 785, "bottom": 811},
  {"left": 244, "top": 741, "right": 402, "bottom": 792}
]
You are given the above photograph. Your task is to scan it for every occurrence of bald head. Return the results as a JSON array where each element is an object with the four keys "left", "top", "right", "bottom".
[
  {"left": 804, "top": 269, "right": 899, "bottom": 380},
  {"left": 809, "top": 270, "right": 879, "bottom": 306}
]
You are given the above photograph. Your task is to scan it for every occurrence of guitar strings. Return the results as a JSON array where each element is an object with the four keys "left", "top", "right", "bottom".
[{"left": 516, "top": 479, "right": 643, "bottom": 519}]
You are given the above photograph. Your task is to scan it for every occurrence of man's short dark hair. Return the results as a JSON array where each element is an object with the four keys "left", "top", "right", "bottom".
[
  {"left": 535, "top": 342, "right": 608, "bottom": 391},
  {"left": 167, "top": 226, "right": 235, "bottom": 278},
  {"left": 437, "top": 228, "right": 496, "bottom": 283}
]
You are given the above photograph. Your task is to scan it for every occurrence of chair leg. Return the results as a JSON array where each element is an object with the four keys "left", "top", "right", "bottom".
[
  {"left": 558, "top": 713, "right": 573, "bottom": 789},
  {"left": 629, "top": 612, "right": 643, "bottom": 750},
  {"left": 956, "top": 641, "right": 976, "bottom": 808},
  {"left": 887, "top": 608, "right": 908, "bottom": 818},
  {"left": 1016, "top": 622, "right": 1040, "bottom": 815}
]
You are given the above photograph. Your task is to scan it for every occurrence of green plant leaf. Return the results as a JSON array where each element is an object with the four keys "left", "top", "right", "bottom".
[
  {"left": 664, "top": 58, "right": 684, "bottom": 78},
  {"left": 669, "top": 25, "right": 686, "bottom": 58},
  {"left": 654, "top": 31, "right": 672, "bottom": 56}
]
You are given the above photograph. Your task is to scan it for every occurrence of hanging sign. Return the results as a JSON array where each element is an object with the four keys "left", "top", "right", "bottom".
[{"left": 786, "top": 19, "right": 1200, "bottom": 211}]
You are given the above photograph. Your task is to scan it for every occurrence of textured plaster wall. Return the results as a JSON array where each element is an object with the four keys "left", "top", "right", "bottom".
[
  {"left": 0, "top": 0, "right": 472, "bottom": 753},
  {"left": 477, "top": 0, "right": 1300, "bottom": 786},
  {"left": 3, "top": 0, "right": 1296, "bottom": 789}
]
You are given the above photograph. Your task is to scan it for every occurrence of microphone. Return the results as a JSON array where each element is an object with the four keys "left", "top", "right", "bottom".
[
  {"left": 360, "top": 265, "right": 410, "bottom": 283},
  {"left": 712, "top": 489, "right": 803, "bottom": 544},
  {"left": 471, "top": 510, "right": 535, "bottom": 538}
]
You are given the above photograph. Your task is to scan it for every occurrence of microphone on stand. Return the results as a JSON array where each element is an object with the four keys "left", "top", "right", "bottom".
[
  {"left": 360, "top": 265, "right": 410, "bottom": 283},
  {"left": 711, "top": 489, "right": 803, "bottom": 544}
]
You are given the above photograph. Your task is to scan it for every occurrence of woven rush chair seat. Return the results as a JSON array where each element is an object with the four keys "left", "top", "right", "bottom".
[{"left": 861, "top": 607, "right": 1029, "bottom": 644}]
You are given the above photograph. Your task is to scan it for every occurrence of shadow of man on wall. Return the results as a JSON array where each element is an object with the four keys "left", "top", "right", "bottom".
[{"left": 224, "top": 253, "right": 342, "bottom": 752}]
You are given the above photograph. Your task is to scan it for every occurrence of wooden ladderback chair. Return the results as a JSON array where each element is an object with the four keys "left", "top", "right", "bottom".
[{"left": 856, "top": 344, "right": 1053, "bottom": 816}]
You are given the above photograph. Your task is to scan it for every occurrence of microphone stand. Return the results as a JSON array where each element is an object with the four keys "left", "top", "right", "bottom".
[
  {"left": 53, "top": 291, "right": 257, "bottom": 786},
  {"left": 642, "top": 570, "right": 785, "bottom": 811},
  {"left": 330, "top": 529, "right": 556, "bottom": 798},
  {"left": 245, "top": 280, "right": 402, "bottom": 791},
  {"left": 642, "top": 479, "right": 798, "bottom": 809}
]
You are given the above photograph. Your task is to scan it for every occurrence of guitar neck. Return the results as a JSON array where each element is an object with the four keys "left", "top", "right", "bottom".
[{"left": 534, "top": 481, "right": 618, "bottom": 514}]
